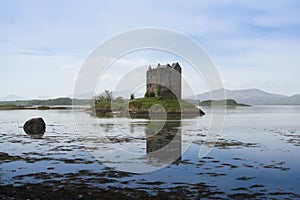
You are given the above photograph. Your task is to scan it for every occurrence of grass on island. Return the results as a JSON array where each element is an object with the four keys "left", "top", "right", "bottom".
[
  {"left": 94, "top": 97, "right": 198, "bottom": 112},
  {"left": 95, "top": 100, "right": 127, "bottom": 111},
  {"left": 129, "top": 97, "right": 197, "bottom": 111},
  {"left": 95, "top": 101, "right": 111, "bottom": 110}
]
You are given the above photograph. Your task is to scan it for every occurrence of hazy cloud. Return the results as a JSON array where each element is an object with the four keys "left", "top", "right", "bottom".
[{"left": 0, "top": 0, "right": 299, "bottom": 98}]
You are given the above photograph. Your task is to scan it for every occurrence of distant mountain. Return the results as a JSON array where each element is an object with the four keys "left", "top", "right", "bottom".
[
  {"left": 194, "top": 89, "right": 300, "bottom": 105},
  {"left": 0, "top": 95, "right": 26, "bottom": 101},
  {"left": 282, "top": 94, "right": 300, "bottom": 105},
  {"left": 35, "top": 96, "right": 53, "bottom": 100}
]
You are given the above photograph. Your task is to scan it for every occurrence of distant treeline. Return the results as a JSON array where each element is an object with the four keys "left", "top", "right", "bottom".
[{"left": 0, "top": 98, "right": 92, "bottom": 106}]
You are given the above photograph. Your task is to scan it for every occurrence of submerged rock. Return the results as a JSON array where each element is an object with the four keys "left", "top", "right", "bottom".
[{"left": 23, "top": 118, "right": 46, "bottom": 136}]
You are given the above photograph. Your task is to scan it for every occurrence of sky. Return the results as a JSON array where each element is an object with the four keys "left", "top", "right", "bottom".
[{"left": 0, "top": 0, "right": 300, "bottom": 99}]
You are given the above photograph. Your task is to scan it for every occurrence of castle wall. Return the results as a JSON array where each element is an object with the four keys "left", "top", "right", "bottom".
[
  {"left": 158, "top": 68, "right": 181, "bottom": 99},
  {"left": 146, "top": 69, "right": 159, "bottom": 95},
  {"left": 146, "top": 63, "right": 181, "bottom": 99}
]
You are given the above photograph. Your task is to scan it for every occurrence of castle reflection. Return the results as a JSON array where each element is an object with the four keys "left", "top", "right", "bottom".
[{"left": 145, "top": 117, "right": 182, "bottom": 165}]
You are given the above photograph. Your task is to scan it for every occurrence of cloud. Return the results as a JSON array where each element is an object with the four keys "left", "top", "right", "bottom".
[
  {"left": 0, "top": 0, "right": 300, "bottom": 98},
  {"left": 0, "top": 53, "right": 82, "bottom": 98}
]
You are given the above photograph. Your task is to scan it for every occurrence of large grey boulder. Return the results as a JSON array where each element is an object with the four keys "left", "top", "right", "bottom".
[{"left": 23, "top": 118, "right": 46, "bottom": 135}]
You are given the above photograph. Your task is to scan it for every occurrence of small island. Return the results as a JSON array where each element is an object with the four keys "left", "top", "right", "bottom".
[
  {"left": 129, "top": 97, "right": 204, "bottom": 115},
  {"left": 93, "top": 63, "right": 205, "bottom": 117},
  {"left": 199, "top": 99, "right": 249, "bottom": 107}
]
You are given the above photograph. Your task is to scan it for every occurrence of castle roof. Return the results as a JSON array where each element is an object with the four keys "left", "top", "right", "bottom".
[{"left": 148, "top": 62, "right": 181, "bottom": 70}]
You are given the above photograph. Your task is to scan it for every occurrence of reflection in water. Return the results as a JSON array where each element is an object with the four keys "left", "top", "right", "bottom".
[
  {"left": 145, "top": 118, "right": 182, "bottom": 165},
  {"left": 81, "top": 114, "right": 191, "bottom": 172}
]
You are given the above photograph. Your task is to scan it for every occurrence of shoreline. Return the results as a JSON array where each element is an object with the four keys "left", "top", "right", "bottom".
[
  {"left": 88, "top": 108, "right": 205, "bottom": 118},
  {"left": 0, "top": 106, "right": 71, "bottom": 110}
]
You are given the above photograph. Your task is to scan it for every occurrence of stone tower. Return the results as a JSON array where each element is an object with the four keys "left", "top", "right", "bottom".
[{"left": 146, "top": 62, "right": 182, "bottom": 99}]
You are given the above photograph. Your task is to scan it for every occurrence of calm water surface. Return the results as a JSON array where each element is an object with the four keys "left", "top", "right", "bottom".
[{"left": 0, "top": 106, "right": 299, "bottom": 199}]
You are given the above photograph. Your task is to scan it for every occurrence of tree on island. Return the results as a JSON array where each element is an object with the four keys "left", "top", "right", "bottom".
[
  {"left": 94, "top": 90, "right": 127, "bottom": 113},
  {"left": 95, "top": 90, "right": 113, "bottom": 102},
  {"left": 130, "top": 93, "right": 135, "bottom": 100}
]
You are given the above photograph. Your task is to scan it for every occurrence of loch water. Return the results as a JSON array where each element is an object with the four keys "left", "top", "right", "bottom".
[{"left": 0, "top": 106, "right": 299, "bottom": 199}]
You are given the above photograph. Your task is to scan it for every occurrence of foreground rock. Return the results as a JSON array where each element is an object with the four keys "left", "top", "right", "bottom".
[{"left": 23, "top": 118, "right": 46, "bottom": 136}]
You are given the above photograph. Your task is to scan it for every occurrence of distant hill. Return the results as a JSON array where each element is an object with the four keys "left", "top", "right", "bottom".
[
  {"left": 0, "top": 97, "right": 92, "bottom": 106},
  {"left": 0, "top": 95, "right": 26, "bottom": 101},
  {"left": 35, "top": 96, "right": 53, "bottom": 100},
  {"left": 194, "top": 89, "right": 300, "bottom": 105},
  {"left": 285, "top": 94, "right": 300, "bottom": 105}
]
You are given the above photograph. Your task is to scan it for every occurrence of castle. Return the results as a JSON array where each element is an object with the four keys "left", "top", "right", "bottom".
[{"left": 146, "top": 62, "right": 181, "bottom": 99}]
